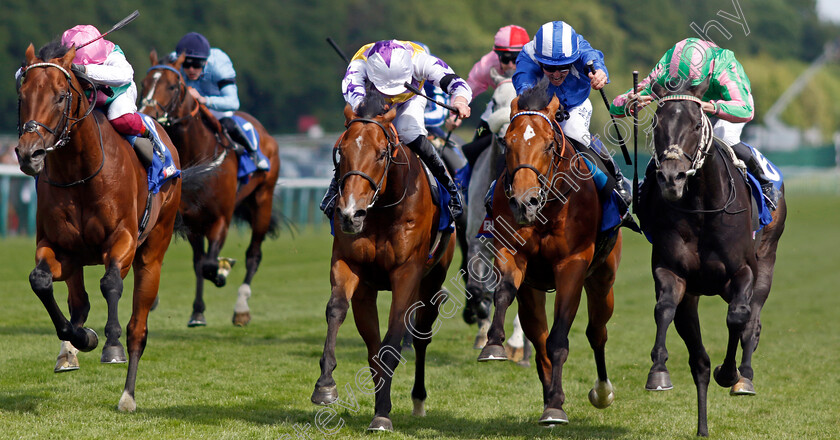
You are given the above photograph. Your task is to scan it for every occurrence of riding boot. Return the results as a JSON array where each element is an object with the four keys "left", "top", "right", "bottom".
[
  {"left": 319, "top": 176, "right": 340, "bottom": 219},
  {"left": 589, "top": 136, "right": 633, "bottom": 209},
  {"left": 407, "top": 136, "right": 463, "bottom": 219},
  {"left": 221, "top": 117, "right": 269, "bottom": 171},
  {"left": 133, "top": 128, "right": 163, "bottom": 168},
  {"left": 731, "top": 142, "right": 781, "bottom": 210}
]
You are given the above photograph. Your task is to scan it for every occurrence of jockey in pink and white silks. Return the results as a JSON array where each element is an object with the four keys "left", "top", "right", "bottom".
[
  {"left": 514, "top": 21, "right": 632, "bottom": 207},
  {"left": 320, "top": 40, "right": 473, "bottom": 220},
  {"left": 610, "top": 38, "right": 780, "bottom": 208}
]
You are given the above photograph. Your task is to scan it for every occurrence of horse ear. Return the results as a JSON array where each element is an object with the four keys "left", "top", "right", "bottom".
[
  {"left": 382, "top": 106, "right": 397, "bottom": 124},
  {"left": 689, "top": 74, "right": 711, "bottom": 98},
  {"left": 25, "top": 43, "right": 36, "bottom": 65},
  {"left": 60, "top": 47, "right": 76, "bottom": 67},
  {"left": 547, "top": 95, "right": 560, "bottom": 119},
  {"left": 343, "top": 103, "right": 356, "bottom": 125},
  {"left": 150, "top": 49, "right": 159, "bottom": 66},
  {"left": 173, "top": 53, "right": 186, "bottom": 68},
  {"left": 510, "top": 96, "right": 520, "bottom": 114}
]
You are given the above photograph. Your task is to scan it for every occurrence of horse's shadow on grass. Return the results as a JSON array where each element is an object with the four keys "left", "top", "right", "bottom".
[
  {"left": 142, "top": 399, "right": 630, "bottom": 439},
  {"left": 0, "top": 391, "right": 48, "bottom": 414}
]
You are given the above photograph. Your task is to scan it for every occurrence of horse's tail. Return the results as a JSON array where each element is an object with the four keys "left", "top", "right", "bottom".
[{"left": 173, "top": 163, "right": 217, "bottom": 239}]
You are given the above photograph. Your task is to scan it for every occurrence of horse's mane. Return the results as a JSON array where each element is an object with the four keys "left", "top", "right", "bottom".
[
  {"left": 37, "top": 38, "right": 70, "bottom": 61},
  {"left": 357, "top": 82, "right": 389, "bottom": 118},
  {"left": 518, "top": 77, "right": 551, "bottom": 111}
]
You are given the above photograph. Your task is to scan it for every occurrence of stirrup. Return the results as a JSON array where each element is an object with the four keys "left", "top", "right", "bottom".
[
  {"left": 449, "top": 191, "right": 463, "bottom": 220},
  {"left": 761, "top": 183, "right": 780, "bottom": 211}
]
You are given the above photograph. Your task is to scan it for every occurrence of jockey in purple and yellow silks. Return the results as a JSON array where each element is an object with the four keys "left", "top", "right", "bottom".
[
  {"left": 320, "top": 40, "right": 473, "bottom": 220},
  {"left": 610, "top": 38, "right": 780, "bottom": 208}
]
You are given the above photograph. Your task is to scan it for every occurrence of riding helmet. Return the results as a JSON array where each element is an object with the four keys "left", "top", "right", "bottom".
[
  {"left": 533, "top": 21, "right": 580, "bottom": 65},
  {"left": 176, "top": 32, "right": 211, "bottom": 59}
]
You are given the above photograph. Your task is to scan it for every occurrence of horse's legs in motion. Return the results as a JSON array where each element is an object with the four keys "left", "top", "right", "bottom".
[
  {"left": 233, "top": 190, "right": 272, "bottom": 326},
  {"left": 55, "top": 270, "right": 91, "bottom": 372},
  {"left": 646, "top": 268, "right": 686, "bottom": 391},
  {"left": 478, "top": 249, "right": 525, "bottom": 361},
  {"left": 410, "top": 268, "right": 446, "bottom": 418},
  {"left": 515, "top": 286, "right": 551, "bottom": 407},
  {"left": 583, "top": 249, "right": 618, "bottom": 410},
  {"left": 366, "top": 264, "right": 424, "bottom": 431},
  {"left": 672, "top": 295, "right": 711, "bottom": 437},
  {"left": 312, "top": 259, "right": 359, "bottom": 405},
  {"left": 119, "top": 237, "right": 168, "bottom": 412},
  {"left": 713, "top": 266, "right": 753, "bottom": 388},
  {"left": 539, "top": 258, "right": 587, "bottom": 426},
  {"left": 30, "top": 258, "right": 99, "bottom": 360},
  {"left": 100, "top": 261, "right": 127, "bottom": 364},
  {"left": 188, "top": 234, "right": 208, "bottom": 326}
]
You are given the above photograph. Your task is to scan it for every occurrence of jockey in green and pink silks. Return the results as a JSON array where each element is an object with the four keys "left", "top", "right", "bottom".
[{"left": 611, "top": 38, "right": 781, "bottom": 209}]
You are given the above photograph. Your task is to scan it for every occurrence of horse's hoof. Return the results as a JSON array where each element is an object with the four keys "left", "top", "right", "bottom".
[
  {"left": 75, "top": 328, "right": 99, "bottom": 352},
  {"left": 473, "top": 333, "right": 488, "bottom": 349},
  {"left": 311, "top": 385, "right": 338, "bottom": 405},
  {"left": 730, "top": 376, "right": 756, "bottom": 395},
  {"left": 54, "top": 352, "right": 80, "bottom": 373},
  {"left": 412, "top": 397, "right": 425, "bottom": 417},
  {"left": 588, "top": 378, "right": 615, "bottom": 409},
  {"left": 367, "top": 416, "right": 393, "bottom": 432},
  {"left": 188, "top": 313, "right": 206, "bottom": 327},
  {"left": 462, "top": 306, "right": 477, "bottom": 325},
  {"left": 101, "top": 345, "right": 127, "bottom": 364},
  {"left": 232, "top": 311, "right": 251, "bottom": 327},
  {"left": 504, "top": 343, "right": 525, "bottom": 362},
  {"left": 714, "top": 364, "right": 740, "bottom": 388},
  {"left": 217, "top": 257, "right": 235, "bottom": 281},
  {"left": 118, "top": 390, "right": 136, "bottom": 412},
  {"left": 539, "top": 407, "right": 569, "bottom": 426},
  {"left": 645, "top": 370, "right": 673, "bottom": 391},
  {"left": 477, "top": 344, "right": 507, "bottom": 362}
]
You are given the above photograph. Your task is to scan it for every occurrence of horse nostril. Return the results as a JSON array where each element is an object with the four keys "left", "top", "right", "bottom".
[
  {"left": 675, "top": 172, "right": 687, "bottom": 182},
  {"left": 31, "top": 149, "right": 46, "bottom": 159},
  {"left": 353, "top": 209, "right": 366, "bottom": 219},
  {"left": 527, "top": 197, "right": 540, "bottom": 207}
]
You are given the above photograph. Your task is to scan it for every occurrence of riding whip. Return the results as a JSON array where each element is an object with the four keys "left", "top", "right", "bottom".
[
  {"left": 403, "top": 82, "right": 461, "bottom": 147},
  {"left": 586, "top": 60, "right": 631, "bottom": 165},
  {"left": 632, "top": 70, "right": 639, "bottom": 212},
  {"left": 77, "top": 10, "right": 140, "bottom": 49},
  {"left": 326, "top": 37, "right": 350, "bottom": 64}
]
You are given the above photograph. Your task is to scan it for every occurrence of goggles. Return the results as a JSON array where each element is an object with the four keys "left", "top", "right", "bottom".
[
  {"left": 496, "top": 51, "right": 520, "bottom": 64},
  {"left": 540, "top": 63, "right": 571, "bottom": 73},
  {"left": 183, "top": 58, "right": 206, "bottom": 69}
]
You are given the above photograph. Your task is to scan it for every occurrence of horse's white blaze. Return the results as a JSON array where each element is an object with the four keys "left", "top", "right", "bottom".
[
  {"left": 144, "top": 72, "right": 161, "bottom": 102},
  {"left": 524, "top": 124, "right": 536, "bottom": 141},
  {"left": 355, "top": 135, "right": 364, "bottom": 152}
]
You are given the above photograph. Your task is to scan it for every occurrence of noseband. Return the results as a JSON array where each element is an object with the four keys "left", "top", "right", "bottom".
[
  {"left": 653, "top": 95, "right": 714, "bottom": 176},
  {"left": 504, "top": 110, "right": 569, "bottom": 207},
  {"left": 335, "top": 118, "right": 402, "bottom": 210},
  {"left": 141, "top": 65, "right": 198, "bottom": 126}
]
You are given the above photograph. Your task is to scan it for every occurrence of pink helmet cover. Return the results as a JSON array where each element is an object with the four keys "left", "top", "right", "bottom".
[{"left": 61, "top": 25, "right": 115, "bottom": 65}]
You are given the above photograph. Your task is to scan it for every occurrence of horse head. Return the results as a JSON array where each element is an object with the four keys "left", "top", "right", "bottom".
[
  {"left": 139, "top": 51, "right": 187, "bottom": 125},
  {"left": 503, "top": 79, "right": 562, "bottom": 224},
  {"left": 335, "top": 91, "right": 398, "bottom": 234},
  {"left": 651, "top": 77, "right": 712, "bottom": 201},
  {"left": 16, "top": 43, "right": 89, "bottom": 176}
]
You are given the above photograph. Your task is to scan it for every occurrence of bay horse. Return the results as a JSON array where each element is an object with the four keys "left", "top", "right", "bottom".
[
  {"left": 637, "top": 80, "right": 786, "bottom": 436},
  {"left": 477, "top": 79, "right": 622, "bottom": 426},
  {"left": 139, "top": 50, "right": 280, "bottom": 327},
  {"left": 310, "top": 90, "right": 455, "bottom": 432},
  {"left": 15, "top": 42, "right": 184, "bottom": 411}
]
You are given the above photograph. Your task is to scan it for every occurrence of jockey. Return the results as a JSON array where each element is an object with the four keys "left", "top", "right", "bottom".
[
  {"left": 169, "top": 32, "right": 269, "bottom": 171},
  {"left": 610, "top": 38, "right": 781, "bottom": 209},
  {"left": 51, "top": 25, "right": 160, "bottom": 161},
  {"left": 514, "top": 20, "right": 632, "bottom": 207},
  {"left": 462, "top": 25, "right": 530, "bottom": 167},
  {"left": 320, "top": 40, "right": 473, "bottom": 220}
]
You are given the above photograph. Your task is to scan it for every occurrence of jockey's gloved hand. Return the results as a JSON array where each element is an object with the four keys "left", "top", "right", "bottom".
[{"left": 71, "top": 64, "right": 86, "bottom": 75}]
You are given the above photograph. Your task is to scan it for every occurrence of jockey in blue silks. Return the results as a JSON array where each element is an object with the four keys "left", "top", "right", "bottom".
[
  {"left": 169, "top": 32, "right": 268, "bottom": 171},
  {"left": 514, "top": 21, "right": 632, "bottom": 208}
]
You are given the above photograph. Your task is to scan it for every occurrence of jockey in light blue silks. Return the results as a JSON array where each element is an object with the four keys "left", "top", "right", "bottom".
[
  {"left": 169, "top": 32, "right": 268, "bottom": 170},
  {"left": 514, "top": 21, "right": 632, "bottom": 208},
  {"left": 320, "top": 40, "right": 473, "bottom": 220}
]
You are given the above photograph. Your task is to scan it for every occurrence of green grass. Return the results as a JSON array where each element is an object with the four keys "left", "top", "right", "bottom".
[{"left": 0, "top": 193, "right": 838, "bottom": 439}]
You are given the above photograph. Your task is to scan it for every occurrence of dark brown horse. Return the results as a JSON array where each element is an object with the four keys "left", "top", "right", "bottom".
[
  {"left": 139, "top": 50, "right": 280, "bottom": 327},
  {"left": 477, "top": 81, "right": 622, "bottom": 426},
  {"left": 15, "top": 42, "right": 183, "bottom": 411},
  {"left": 637, "top": 80, "right": 786, "bottom": 436},
  {"left": 310, "top": 91, "right": 455, "bottom": 432}
]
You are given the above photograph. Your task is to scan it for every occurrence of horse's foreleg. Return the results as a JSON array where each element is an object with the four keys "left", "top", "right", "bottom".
[
  {"left": 188, "top": 234, "right": 207, "bottom": 327},
  {"left": 312, "top": 259, "right": 358, "bottom": 406},
  {"left": 30, "top": 253, "right": 98, "bottom": 355},
  {"left": 583, "top": 248, "right": 618, "bottom": 409},
  {"left": 234, "top": 194, "right": 272, "bottom": 327},
  {"left": 478, "top": 248, "right": 524, "bottom": 361},
  {"left": 646, "top": 266, "right": 687, "bottom": 391},
  {"left": 409, "top": 272, "right": 445, "bottom": 418},
  {"left": 55, "top": 270, "right": 90, "bottom": 372},
  {"left": 203, "top": 218, "right": 230, "bottom": 288},
  {"left": 672, "top": 296, "right": 710, "bottom": 437},
  {"left": 714, "top": 266, "right": 753, "bottom": 389},
  {"left": 515, "top": 286, "right": 550, "bottom": 403},
  {"left": 540, "top": 258, "right": 587, "bottom": 426},
  {"left": 100, "top": 261, "right": 127, "bottom": 364}
]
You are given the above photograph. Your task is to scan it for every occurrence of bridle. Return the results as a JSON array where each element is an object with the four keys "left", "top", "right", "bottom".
[
  {"left": 652, "top": 95, "right": 714, "bottom": 176},
  {"left": 335, "top": 118, "right": 405, "bottom": 210},
  {"left": 18, "top": 62, "right": 105, "bottom": 187},
  {"left": 503, "top": 110, "right": 571, "bottom": 209},
  {"left": 141, "top": 64, "right": 199, "bottom": 126}
]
